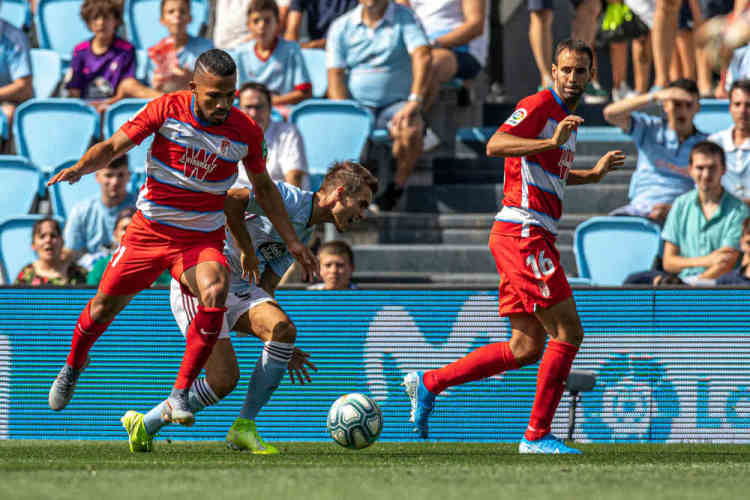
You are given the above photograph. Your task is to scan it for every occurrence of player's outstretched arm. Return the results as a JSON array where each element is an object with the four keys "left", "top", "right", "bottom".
[
  {"left": 486, "top": 116, "right": 584, "bottom": 157},
  {"left": 46, "top": 130, "right": 135, "bottom": 186},
  {"left": 225, "top": 187, "right": 261, "bottom": 283},
  {"left": 568, "top": 150, "right": 626, "bottom": 185}
]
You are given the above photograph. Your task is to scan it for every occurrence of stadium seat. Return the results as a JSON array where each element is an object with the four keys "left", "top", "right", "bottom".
[
  {"left": 0, "top": 112, "right": 7, "bottom": 140},
  {"left": 13, "top": 98, "right": 99, "bottom": 172},
  {"left": 102, "top": 98, "right": 152, "bottom": 175},
  {"left": 30, "top": 49, "right": 62, "bottom": 98},
  {"left": 48, "top": 158, "right": 101, "bottom": 220},
  {"left": 695, "top": 99, "right": 732, "bottom": 134},
  {"left": 574, "top": 216, "right": 662, "bottom": 286},
  {"left": 34, "top": 0, "right": 91, "bottom": 61},
  {"left": 290, "top": 99, "right": 374, "bottom": 182},
  {"left": 124, "top": 0, "right": 209, "bottom": 49},
  {"left": 135, "top": 49, "right": 150, "bottom": 83},
  {"left": 0, "top": 215, "right": 64, "bottom": 284},
  {"left": 0, "top": 156, "right": 43, "bottom": 216},
  {"left": 301, "top": 48, "right": 327, "bottom": 98},
  {"left": 0, "top": 0, "right": 31, "bottom": 29}
]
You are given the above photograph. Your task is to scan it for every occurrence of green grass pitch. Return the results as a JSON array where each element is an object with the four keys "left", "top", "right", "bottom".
[{"left": 2, "top": 441, "right": 750, "bottom": 500}]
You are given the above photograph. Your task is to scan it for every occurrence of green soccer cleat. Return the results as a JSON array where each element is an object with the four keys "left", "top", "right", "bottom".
[
  {"left": 121, "top": 410, "right": 154, "bottom": 453},
  {"left": 225, "top": 418, "right": 279, "bottom": 455}
]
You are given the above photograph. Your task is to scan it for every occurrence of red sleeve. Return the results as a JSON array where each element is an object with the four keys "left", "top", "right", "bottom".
[
  {"left": 119, "top": 96, "right": 167, "bottom": 145},
  {"left": 241, "top": 121, "right": 267, "bottom": 175},
  {"left": 497, "top": 95, "right": 547, "bottom": 139}
]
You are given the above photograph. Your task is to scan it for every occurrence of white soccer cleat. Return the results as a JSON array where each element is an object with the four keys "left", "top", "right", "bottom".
[
  {"left": 162, "top": 392, "right": 195, "bottom": 427},
  {"left": 48, "top": 357, "right": 89, "bottom": 411}
]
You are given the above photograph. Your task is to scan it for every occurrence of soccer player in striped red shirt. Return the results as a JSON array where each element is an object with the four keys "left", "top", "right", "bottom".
[{"left": 47, "top": 49, "right": 318, "bottom": 427}]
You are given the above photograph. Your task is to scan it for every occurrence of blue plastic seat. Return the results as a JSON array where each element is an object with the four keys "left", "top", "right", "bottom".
[
  {"left": 124, "top": 0, "right": 209, "bottom": 49},
  {"left": 13, "top": 99, "right": 99, "bottom": 173},
  {"left": 695, "top": 99, "right": 732, "bottom": 134},
  {"left": 301, "top": 48, "right": 327, "bottom": 98},
  {"left": 0, "top": 215, "right": 64, "bottom": 284},
  {"left": 103, "top": 98, "right": 152, "bottom": 176},
  {"left": 135, "top": 49, "right": 150, "bottom": 83},
  {"left": 574, "top": 216, "right": 662, "bottom": 286},
  {"left": 0, "top": 156, "right": 44, "bottom": 216},
  {"left": 30, "top": 49, "right": 62, "bottom": 98},
  {"left": 289, "top": 99, "right": 374, "bottom": 176},
  {"left": 48, "top": 158, "right": 102, "bottom": 220},
  {"left": 0, "top": 0, "right": 31, "bottom": 29},
  {"left": 34, "top": 0, "right": 91, "bottom": 62}
]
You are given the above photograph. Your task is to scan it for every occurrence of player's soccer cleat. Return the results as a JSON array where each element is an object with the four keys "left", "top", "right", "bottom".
[
  {"left": 518, "top": 434, "right": 582, "bottom": 454},
  {"left": 225, "top": 418, "right": 280, "bottom": 454},
  {"left": 162, "top": 390, "right": 195, "bottom": 427},
  {"left": 48, "top": 357, "right": 89, "bottom": 411},
  {"left": 121, "top": 411, "right": 153, "bottom": 453},
  {"left": 403, "top": 371, "right": 435, "bottom": 439}
]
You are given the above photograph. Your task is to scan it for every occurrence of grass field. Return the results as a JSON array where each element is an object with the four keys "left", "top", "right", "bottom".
[{"left": 2, "top": 441, "right": 750, "bottom": 500}]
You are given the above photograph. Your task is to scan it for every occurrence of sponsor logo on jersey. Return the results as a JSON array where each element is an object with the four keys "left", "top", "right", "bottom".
[
  {"left": 504, "top": 108, "right": 527, "bottom": 127},
  {"left": 258, "top": 241, "right": 286, "bottom": 261},
  {"left": 180, "top": 144, "right": 219, "bottom": 181}
]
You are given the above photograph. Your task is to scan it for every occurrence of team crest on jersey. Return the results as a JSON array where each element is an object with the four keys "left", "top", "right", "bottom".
[
  {"left": 505, "top": 108, "right": 527, "bottom": 127},
  {"left": 220, "top": 139, "right": 230, "bottom": 154}
]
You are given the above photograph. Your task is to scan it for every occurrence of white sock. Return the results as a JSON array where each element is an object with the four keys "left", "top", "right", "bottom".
[{"left": 142, "top": 378, "right": 221, "bottom": 435}]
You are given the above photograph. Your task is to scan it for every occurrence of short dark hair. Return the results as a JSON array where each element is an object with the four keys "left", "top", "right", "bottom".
[
  {"left": 318, "top": 240, "right": 354, "bottom": 267},
  {"left": 248, "top": 0, "right": 279, "bottom": 19},
  {"left": 81, "top": 0, "right": 122, "bottom": 25},
  {"left": 195, "top": 49, "right": 237, "bottom": 77},
  {"left": 553, "top": 39, "right": 593, "bottom": 70},
  {"left": 160, "top": 0, "right": 191, "bottom": 16},
  {"left": 32, "top": 217, "right": 62, "bottom": 240},
  {"left": 106, "top": 155, "right": 129, "bottom": 170},
  {"left": 115, "top": 207, "right": 136, "bottom": 228},
  {"left": 691, "top": 140, "right": 726, "bottom": 167},
  {"left": 729, "top": 79, "right": 750, "bottom": 100},
  {"left": 238, "top": 81, "right": 272, "bottom": 108},
  {"left": 667, "top": 78, "right": 700, "bottom": 98},
  {"left": 319, "top": 161, "right": 378, "bottom": 198}
]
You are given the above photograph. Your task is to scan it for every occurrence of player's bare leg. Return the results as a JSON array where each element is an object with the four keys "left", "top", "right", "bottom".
[{"left": 49, "top": 291, "right": 135, "bottom": 411}]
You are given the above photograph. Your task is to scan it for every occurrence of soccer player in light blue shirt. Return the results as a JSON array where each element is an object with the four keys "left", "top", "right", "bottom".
[
  {"left": 708, "top": 79, "right": 750, "bottom": 205},
  {"left": 604, "top": 79, "right": 707, "bottom": 223},
  {"left": 122, "top": 162, "right": 378, "bottom": 454},
  {"left": 63, "top": 157, "right": 137, "bottom": 270},
  {"left": 231, "top": 0, "right": 312, "bottom": 108},
  {"left": 0, "top": 18, "right": 33, "bottom": 130},
  {"left": 327, "top": 0, "right": 431, "bottom": 211}
]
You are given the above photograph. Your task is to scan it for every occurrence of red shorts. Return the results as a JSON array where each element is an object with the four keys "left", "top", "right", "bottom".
[
  {"left": 488, "top": 222, "right": 572, "bottom": 316},
  {"left": 99, "top": 212, "right": 228, "bottom": 296}
]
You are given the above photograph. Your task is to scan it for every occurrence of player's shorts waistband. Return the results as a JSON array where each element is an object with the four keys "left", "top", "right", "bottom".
[
  {"left": 128, "top": 210, "right": 225, "bottom": 245},
  {"left": 490, "top": 220, "right": 556, "bottom": 241}
]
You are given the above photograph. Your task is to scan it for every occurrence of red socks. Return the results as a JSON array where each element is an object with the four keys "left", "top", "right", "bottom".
[
  {"left": 524, "top": 339, "right": 579, "bottom": 441},
  {"left": 423, "top": 342, "right": 520, "bottom": 395},
  {"left": 174, "top": 305, "right": 225, "bottom": 390},
  {"left": 66, "top": 301, "right": 112, "bottom": 370}
]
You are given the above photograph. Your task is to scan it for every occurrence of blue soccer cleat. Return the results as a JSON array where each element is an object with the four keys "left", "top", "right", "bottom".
[
  {"left": 518, "top": 434, "right": 582, "bottom": 454},
  {"left": 403, "top": 371, "right": 435, "bottom": 439}
]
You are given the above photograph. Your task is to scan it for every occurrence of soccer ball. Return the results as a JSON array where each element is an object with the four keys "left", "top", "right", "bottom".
[{"left": 327, "top": 393, "right": 383, "bottom": 449}]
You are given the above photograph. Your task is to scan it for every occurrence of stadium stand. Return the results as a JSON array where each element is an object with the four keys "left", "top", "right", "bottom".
[
  {"left": 0, "top": 155, "right": 44, "bottom": 216},
  {"left": 29, "top": 49, "right": 62, "bottom": 98},
  {"left": 301, "top": 48, "right": 327, "bottom": 98},
  {"left": 123, "top": 0, "right": 210, "bottom": 49},
  {"left": 0, "top": 214, "right": 63, "bottom": 284},
  {"left": 0, "top": 0, "right": 31, "bottom": 29},
  {"left": 102, "top": 98, "right": 151, "bottom": 175},
  {"left": 34, "top": 0, "right": 91, "bottom": 62},
  {"left": 48, "top": 158, "right": 101, "bottom": 220}
]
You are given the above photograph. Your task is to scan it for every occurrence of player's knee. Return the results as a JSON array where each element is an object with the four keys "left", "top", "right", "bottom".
[
  {"left": 89, "top": 295, "right": 120, "bottom": 322},
  {"left": 515, "top": 342, "right": 545, "bottom": 366},
  {"left": 271, "top": 320, "right": 297, "bottom": 344},
  {"left": 198, "top": 277, "right": 229, "bottom": 308}
]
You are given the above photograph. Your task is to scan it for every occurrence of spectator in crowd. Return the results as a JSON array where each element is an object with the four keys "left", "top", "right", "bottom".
[
  {"left": 667, "top": 2, "right": 701, "bottom": 86},
  {"left": 236, "top": 81, "right": 309, "bottom": 188},
  {"left": 327, "top": 0, "right": 431, "bottom": 211},
  {"left": 232, "top": 0, "right": 312, "bottom": 114},
  {"left": 214, "top": 0, "right": 292, "bottom": 49},
  {"left": 708, "top": 79, "right": 750, "bottom": 206},
  {"left": 394, "top": 0, "right": 488, "bottom": 108},
  {"left": 603, "top": 78, "right": 707, "bottom": 223},
  {"left": 284, "top": 0, "right": 358, "bottom": 48},
  {"left": 651, "top": 0, "right": 704, "bottom": 91},
  {"left": 148, "top": 0, "right": 214, "bottom": 92},
  {"left": 0, "top": 10, "right": 32, "bottom": 132},
  {"left": 527, "top": 0, "right": 607, "bottom": 103},
  {"left": 307, "top": 240, "right": 358, "bottom": 289},
  {"left": 86, "top": 208, "right": 171, "bottom": 286},
  {"left": 604, "top": 0, "right": 651, "bottom": 101},
  {"left": 15, "top": 218, "right": 87, "bottom": 286},
  {"left": 626, "top": 141, "right": 750, "bottom": 285},
  {"left": 67, "top": 0, "right": 161, "bottom": 111},
  {"left": 717, "top": 216, "right": 750, "bottom": 284},
  {"left": 63, "top": 156, "right": 137, "bottom": 271}
]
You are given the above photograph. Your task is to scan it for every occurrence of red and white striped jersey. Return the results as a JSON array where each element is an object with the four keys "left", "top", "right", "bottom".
[
  {"left": 494, "top": 88, "right": 576, "bottom": 238},
  {"left": 120, "top": 90, "right": 266, "bottom": 241}
]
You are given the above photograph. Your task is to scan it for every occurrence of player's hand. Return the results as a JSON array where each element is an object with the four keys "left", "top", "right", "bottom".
[
  {"left": 653, "top": 86, "right": 694, "bottom": 104},
  {"left": 46, "top": 164, "right": 84, "bottom": 186},
  {"left": 240, "top": 250, "right": 261, "bottom": 284},
  {"left": 389, "top": 101, "right": 420, "bottom": 133},
  {"left": 552, "top": 115, "right": 584, "bottom": 147},
  {"left": 706, "top": 248, "right": 736, "bottom": 268},
  {"left": 288, "top": 347, "right": 317, "bottom": 385},
  {"left": 648, "top": 203, "right": 672, "bottom": 223},
  {"left": 289, "top": 240, "right": 319, "bottom": 282},
  {"left": 593, "top": 150, "right": 626, "bottom": 180}
]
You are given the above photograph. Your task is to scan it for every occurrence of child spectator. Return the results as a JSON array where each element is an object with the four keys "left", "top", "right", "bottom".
[
  {"left": 67, "top": 0, "right": 161, "bottom": 110},
  {"left": 232, "top": 0, "right": 312, "bottom": 114},
  {"left": 15, "top": 218, "right": 87, "bottom": 286},
  {"left": 148, "top": 0, "right": 214, "bottom": 92},
  {"left": 0, "top": 15, "right": 32, "bottom": 133},
  {"left": 717, "top": 216, "right": 750, "bottom": 284},
  {"left": 307, "top": 240, "right": 358, "bottom": 290}
]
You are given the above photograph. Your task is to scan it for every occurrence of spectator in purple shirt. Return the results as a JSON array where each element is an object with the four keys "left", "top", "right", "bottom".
[{"left": 67, "top": 0, "right": 161, "bottom": 111}]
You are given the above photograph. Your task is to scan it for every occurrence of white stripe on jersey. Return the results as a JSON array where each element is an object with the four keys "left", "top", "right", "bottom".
[
  {"left": 494, "top": 206, "right": 559, "bottom": 236},
  {"left": 137, "top": 196, "right": 226, "bottom": 232},
  {"left": 158, "top": 118, "right": 249, "bottom": 162},
  {"left": 147, "top": 155, "right": 237, "bottom": 195},
  {"left": 522, "top": 158, "right": 565, "bottom": 200}
]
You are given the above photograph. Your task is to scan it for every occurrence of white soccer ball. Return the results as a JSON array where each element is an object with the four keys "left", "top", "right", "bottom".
[{"left": 327, "top": 393, "right": 383, "bottom": 449}]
